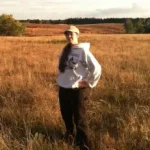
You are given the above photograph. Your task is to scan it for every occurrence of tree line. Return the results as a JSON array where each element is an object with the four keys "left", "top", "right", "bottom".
[
  {"left": 18, "top": 17, "right": 150, "bottom": 34},
  {"left": 0, "top": 14, "right": 150, "bottom": 36},
  {"left": 20, "top": 18, "right": 126, "bottom": 24},
  {"left": 124, "top": 18, "right": 150, "bottom": 33}
]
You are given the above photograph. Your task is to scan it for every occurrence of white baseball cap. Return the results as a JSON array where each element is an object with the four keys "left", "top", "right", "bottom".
[{"left": 64, "top": 25, "right": 80, "bottom": 34}]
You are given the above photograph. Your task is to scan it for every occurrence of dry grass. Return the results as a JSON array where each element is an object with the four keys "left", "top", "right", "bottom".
[
  {"left": 25, "top": 23, "right": 125, "bottom": 36},
  {"left": 0, "top": 32, "right": 150, "bottom": 150}
]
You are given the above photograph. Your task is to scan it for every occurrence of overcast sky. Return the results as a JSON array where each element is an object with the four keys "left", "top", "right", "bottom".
[{"left": 0, "top": 0, "right": 150, "bottom": 20}]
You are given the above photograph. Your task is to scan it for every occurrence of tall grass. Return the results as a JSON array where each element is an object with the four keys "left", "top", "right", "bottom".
[{"left": 0, "top": 34, "right": 150, "bottom": 150}]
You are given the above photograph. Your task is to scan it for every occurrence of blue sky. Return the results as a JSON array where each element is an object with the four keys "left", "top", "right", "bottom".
[{"left": 0, "top": 0, "right": 150, "bottom": 19}]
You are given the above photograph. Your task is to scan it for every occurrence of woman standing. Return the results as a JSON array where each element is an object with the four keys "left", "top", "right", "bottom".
[{"left": 57, "top": 25, "right": 102, "bottom": 150}]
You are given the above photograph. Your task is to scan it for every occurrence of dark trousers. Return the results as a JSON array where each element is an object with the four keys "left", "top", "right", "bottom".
[{"left": 59, "top": 86, "right": 90, "bottom": 146}]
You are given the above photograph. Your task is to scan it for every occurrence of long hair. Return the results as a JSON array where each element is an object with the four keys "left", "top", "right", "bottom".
[{"left": 59, "top": 43, "right": 72, "bottom": 72}]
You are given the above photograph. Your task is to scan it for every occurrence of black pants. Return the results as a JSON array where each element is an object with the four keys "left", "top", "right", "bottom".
[{"left": 59, "top": 86, "right": 90, "bottom": 146}]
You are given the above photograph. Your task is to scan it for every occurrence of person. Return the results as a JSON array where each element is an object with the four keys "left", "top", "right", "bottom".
[{"left": 56, "top": 25, "right": 102, "bottom": 150}]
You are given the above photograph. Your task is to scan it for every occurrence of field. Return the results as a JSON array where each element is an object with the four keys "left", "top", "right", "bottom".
[
  {"left": 25, "top": 23, "right": 125, "bottom": 36},
  {"left": 0, "top": 24, "right": 150, "bottom": 150}
]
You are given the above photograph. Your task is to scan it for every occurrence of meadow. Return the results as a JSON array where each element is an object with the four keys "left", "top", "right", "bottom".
[{"left": 0, "top": 24, "right": 150, "bottom": 150}]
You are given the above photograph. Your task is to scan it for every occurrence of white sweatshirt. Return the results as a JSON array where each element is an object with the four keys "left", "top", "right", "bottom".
[{"left": 56, "top": 42, "right": 102, "bottom": 88}]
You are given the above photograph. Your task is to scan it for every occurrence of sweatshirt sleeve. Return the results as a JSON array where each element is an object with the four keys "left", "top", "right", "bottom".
[
  {"left": 57, "top": 49, "right": 64, "bottom": 72},
  {"left": 86, "top": 51, "right": 102, "bottom": 88}
]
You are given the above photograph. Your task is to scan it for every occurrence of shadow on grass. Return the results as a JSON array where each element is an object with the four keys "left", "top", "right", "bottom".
[{"left": 31, "top": 123, "right": 64, "bottom": 142}]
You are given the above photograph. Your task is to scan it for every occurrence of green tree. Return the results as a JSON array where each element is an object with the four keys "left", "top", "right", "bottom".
[
  {"left": 0, "top": 14, "right": 25, "bottom": 36},
  {"left": 134, "top": 19, "right": 145, "bottom": 33},
  {"left": 124, "top": 19, "right": 135, "bottom": 33},
  {"left": 145, "top": 19, "right": 150, "bottom": 33}
]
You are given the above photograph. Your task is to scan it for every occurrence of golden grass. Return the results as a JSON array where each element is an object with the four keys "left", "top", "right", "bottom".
[{"left": 0, "top": 33, "right": 150, "bottom": 150}]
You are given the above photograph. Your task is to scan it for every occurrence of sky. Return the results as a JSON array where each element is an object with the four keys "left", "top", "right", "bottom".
[{"left": 0, "top": 0, "right": 150, "bottom": 20}]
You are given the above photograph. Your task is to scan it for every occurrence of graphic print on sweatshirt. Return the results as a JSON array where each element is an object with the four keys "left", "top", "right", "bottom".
[{"left": 65, "top": 53, "right": 80, "bottom": 70}]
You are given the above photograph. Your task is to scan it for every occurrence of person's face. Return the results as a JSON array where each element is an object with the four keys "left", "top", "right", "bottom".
[{"left": 65, "top": 31, "right": 79, "bottom": 45}]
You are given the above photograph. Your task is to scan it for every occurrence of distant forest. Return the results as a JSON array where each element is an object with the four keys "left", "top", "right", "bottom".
[
  {"left": 19, "top": 17, "right": 149, "bottom": 24},
  {"left": 20, "top": 18, "right": 128, "bottom": 24},
  {"left": 20, "top": 17, "right": 150, "bottom": 33}
]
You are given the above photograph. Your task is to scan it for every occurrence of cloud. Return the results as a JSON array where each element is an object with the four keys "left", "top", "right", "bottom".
[
  {"left": 60, "top": 3, "right": 150, "bottom": 19},
  {"left": 95, "top": 3, "right": 149, "bottom": 18},
  {"left": 1, "top": 1, "right": 150, "bottom": 19},
  {"left": 0, "top": 0, "right": 20, "bottom": 6}
]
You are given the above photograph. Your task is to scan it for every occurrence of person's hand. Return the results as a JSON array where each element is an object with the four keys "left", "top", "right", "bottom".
[{"left": 78, "top": 81, "right": 89, "bottom": 88}]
